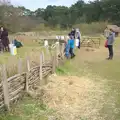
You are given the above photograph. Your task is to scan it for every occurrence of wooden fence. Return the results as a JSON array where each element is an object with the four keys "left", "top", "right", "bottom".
[
  {"left": 0, "top": 43, "right": 65, "bottom": 111},
  {"left": 81, "top": 37, "right": 101, "bottom": 48}
]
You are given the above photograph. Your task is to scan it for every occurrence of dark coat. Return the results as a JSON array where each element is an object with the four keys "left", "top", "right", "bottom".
[
  {"left": 68, "top": 30, "right": 76, "bottom": 39},
  {"left": 0, "top": 30, "right": 9, "bottom": 47}
]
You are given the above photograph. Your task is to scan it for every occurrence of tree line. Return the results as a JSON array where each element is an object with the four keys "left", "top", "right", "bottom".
[
  {"left": 34, "top": 0, "right": 120, "bottom": 28},
  {"left": 0, "top": 0, "right": 120, "bottom": 32}
]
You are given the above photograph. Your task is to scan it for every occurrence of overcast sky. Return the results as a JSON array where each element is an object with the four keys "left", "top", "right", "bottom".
[{"left": 11, "top": 0, "right": 93, "bottom": 11}]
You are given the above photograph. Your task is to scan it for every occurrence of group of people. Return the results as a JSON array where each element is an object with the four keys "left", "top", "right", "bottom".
[
  {"left": 0, "top": 26, "right": 23, "bottom": 54},
  {"left": 104, "top": 28, "right": 115, "bottom": 60},
  {"left": 64, "top": 28, "right": 81, "bottom": 59},
  {"left": 0, "top": 26, "right": 10, "bottom": 52},
  {"left": 64, "top": 27, "right": 115, "bottom": 60}
]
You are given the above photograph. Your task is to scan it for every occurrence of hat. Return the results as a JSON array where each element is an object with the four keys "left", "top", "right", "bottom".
[{"left": 76, "top": 28, "right": 79, "bottom": 32}]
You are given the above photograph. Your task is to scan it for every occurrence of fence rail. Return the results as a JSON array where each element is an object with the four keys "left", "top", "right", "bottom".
[
  {"left": 0, "top": 42, "right": 65, "bottom": 111},
  {"left": 81, "top": 37, "right": 101, "bottom": 48}
]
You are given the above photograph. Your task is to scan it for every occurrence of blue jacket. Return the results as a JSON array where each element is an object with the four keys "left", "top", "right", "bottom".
[{"left": 69, "top": 39, "right": 74, "bottom": 49}]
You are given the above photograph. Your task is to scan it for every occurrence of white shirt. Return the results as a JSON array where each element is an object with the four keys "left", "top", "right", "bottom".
[
  {"left": 44, "top": 40, "right": 48, "bottom": 47},
  {"left": 75, "top": 39, "right": 79, "bottom": 47}
]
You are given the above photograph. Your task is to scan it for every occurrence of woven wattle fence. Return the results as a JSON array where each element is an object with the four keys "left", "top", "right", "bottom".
[{"left": 0, "top": 42, "right": 65, "bottom": 111}]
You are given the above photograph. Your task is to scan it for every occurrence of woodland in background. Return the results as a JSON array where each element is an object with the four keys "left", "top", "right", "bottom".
[{"left": 0, "top": 0, "right": 120, "bottom": 33}]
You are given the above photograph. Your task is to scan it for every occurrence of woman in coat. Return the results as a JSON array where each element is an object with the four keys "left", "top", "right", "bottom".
[
  {"left": 0, "top": 27, "right": 10, "bottom": 52},
  {"left": 76, "top": 28, "right": 81, "bottom": 49}
]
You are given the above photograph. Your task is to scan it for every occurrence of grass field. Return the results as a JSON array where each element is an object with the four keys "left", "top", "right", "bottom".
[
  {"left": 56, "top": 37, "right": 120, "bottom": 120},
  {"left": 0, "top": 35, "right": 120, "bottom": 120}
]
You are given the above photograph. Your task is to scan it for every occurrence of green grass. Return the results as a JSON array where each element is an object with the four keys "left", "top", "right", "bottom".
[
  {"left": 1, "top": 35, "right": 120, "bottom": 120},
  {"left": 0, "top": 97, "right": 56, "bottom": 120},
  {"left": 0, "top": 43, "right": 42, "bottom": 64},
  {"left": 56, "top": 37, "right": 120, "bottom": 120},
  {"left": 56, "top": 59, "right": 120, "bottom": 120}
]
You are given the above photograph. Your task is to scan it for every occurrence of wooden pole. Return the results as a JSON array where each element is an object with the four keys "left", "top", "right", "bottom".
[
  {"left": 55, "top": 44, "right": 59, "bottom": 67},
  {"left": 45, "top": 46, "right": 49, "bottom": 59},
  {"left": 40, "top": 53, "right": 43, "bottom": 81},
  {"left": 18, "top": 58, "right": 22, "bottom": 74},
  {"left": 61, "top": 43, "right": 65, "bottom": 59},
  {"left": 2, "top": 64, "right": 10, "bottom": 111},
  {"left": 26, "top": 56, "right": 30, "bottom": 92},
  {"left": 52, "top": 55, "right": 56, "bottom": 74},
  {"left": 42, "top": 51, "right": 45, "bottom": 63},
  {"left": 26, "top": 56, "right": 30, "bottom": 71}
]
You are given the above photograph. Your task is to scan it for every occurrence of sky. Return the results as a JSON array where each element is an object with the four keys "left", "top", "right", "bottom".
[{"left": 11, "top": 0, "right": 92, "bottom": 11}]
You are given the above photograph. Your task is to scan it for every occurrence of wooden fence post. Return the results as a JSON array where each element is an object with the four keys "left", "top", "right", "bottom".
[
  {"left": 26, "top": 56, "right": 30, "bottom": 71},
  {"left": 52, "top": 55, "right": 56, "bottom": 74},
  {"left": 26, "top": 56, "right": 30, "bottom": 92},
  {"left": 2, "top": 64, "right": 10, "bottom": 111},
  {"left": 42, "top": 51, "right": 45, "bottom": 63},
  {"left": 45, "top": 46, "right": 49, "bottom": 60},
  {"left": 40, "top": 53, "right": 43, "bottom": 81},
  {"left": 61, "top": 43, "right": 65, "bottom": 59},
  {"left": 18, "top": 58, "right": 22, "bottom": 74},
  {"left": 55, "top": 44, "right": 59, "bottom": 67},
  {"left": 45, "top": 46, "right": 47, "bottom": 54}
]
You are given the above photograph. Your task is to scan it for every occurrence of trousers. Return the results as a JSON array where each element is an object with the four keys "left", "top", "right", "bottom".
[
  {"left": 69, "top": 48, "right": 75, "bottom": 58},
  {"left": 107, "top": 45, "right": 113, "bottom": 59}
]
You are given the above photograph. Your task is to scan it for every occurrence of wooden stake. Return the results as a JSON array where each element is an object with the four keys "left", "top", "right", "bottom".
[
  {"left": 42, "top": 51, "right": 45, "bottom": 63},
  {"left": 18, "top": 58, "right": 22, "bottom": 74},
  {"left": 52, "top": 56, "right": 56, "bottom": 74},
  {"left": 55, "top": 44, "right": 59, "bottom": 67},
  {"left": 26, "top": 56, "right": 30, "bottom": 92},
  {"left": 2, "top": 65, "right": 10, "bottom": 111},
  {"left": 40, "top": 53, "right": 43, "bottom": 81},
  {"left": 26, "top": 56, "right": 30, "bottom": 71},
  {"left": 61, "top": 43, "right": 65, "bottom": 59}
]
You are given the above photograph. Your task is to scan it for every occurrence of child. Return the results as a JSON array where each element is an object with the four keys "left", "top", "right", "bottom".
[
  {"left": 69, "top": 35, "right": 75, "bottom": 59},
  {"left": 64, "top": 37, "right": 70, "bottom": 59}
]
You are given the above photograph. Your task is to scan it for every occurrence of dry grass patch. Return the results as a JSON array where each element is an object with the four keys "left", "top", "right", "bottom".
[{"left": 29, "top": 74, "right": 107, "bottom": 120}]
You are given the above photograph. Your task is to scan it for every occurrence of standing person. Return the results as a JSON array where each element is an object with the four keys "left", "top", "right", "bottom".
[
  {"left": 69, "top": 35, "right": 75, "bottom": 59},
  {"left": 76, "top": 28, "right": 81, "bottom": 49},
  {"left": 106, "top": 29, "right": 115, "bottom": 60},
  {"left": 69, "top": 28, "right": 76, "bottom": 39},
  {"left": 64, "top": 37, "right": 70, "bottom": 59},
  {"left": 0, "top": 26, "right": 9, "bottom": 52},
  {"left": 0, "top": 39, "right": 3, "bottom": 53}
]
